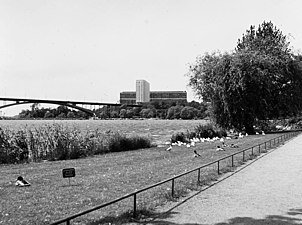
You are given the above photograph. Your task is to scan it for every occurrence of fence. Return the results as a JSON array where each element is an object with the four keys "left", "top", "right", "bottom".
[{"left": 51, "top": 131, "right": 300, "bottom": 225}]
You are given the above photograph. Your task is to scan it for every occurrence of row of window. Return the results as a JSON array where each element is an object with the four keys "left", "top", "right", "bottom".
[{"left": 120, "top": 92, "right": 187, "bottom": 99}]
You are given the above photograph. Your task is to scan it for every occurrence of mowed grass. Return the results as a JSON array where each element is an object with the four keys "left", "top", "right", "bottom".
[{"left": 0, "top": 132, "right": 293, "bottom": 225}]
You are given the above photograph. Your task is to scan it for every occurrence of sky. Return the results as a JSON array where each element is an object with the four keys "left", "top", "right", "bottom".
[{"left": 1, "top": 0, "right": 302, "bottom": 116}]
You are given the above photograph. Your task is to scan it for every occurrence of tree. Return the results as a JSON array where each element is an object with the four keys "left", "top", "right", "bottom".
[
  {"left": 140, "top": 109, "right": 152, "bottom": 118},
  {"left": 166, "top": 105, "right": 183, "bottom": 119},
  {"left": 44, "top": 111, "right": 54, "bottom": 118},
  {"left": 119, "top": 109, "right": 127, "bottom": 118},
  {"left": 110, "top": 110, "right": 119, "bottom": 118},
  {"left": 180, "top": 106, "right": 197, "bottom": 120},
  {"left": 188, "top": 21, "right": 302, "bottom": 133},
  {"left": 67, "top": 111, "right": 76, "bottom": 119}
]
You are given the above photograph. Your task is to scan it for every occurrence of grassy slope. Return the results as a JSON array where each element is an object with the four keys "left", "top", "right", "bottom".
[{"left": 0, "top": 133, "right": 291, "bottom": 224}]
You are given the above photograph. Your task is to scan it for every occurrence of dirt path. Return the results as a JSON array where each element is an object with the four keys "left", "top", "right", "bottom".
[{"left": 145, "top": 134, "right": 302, "bottom": 225}]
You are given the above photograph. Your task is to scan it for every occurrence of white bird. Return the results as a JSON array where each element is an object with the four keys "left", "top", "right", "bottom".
[
  {"left": 255, "top": 132, "right": 259, "bottom": 135},
  {"left": 262, "top": 131, "right": 265, "bottom": 135},
  {"left": 216, "top": 145, "right": 225, "bottom": 151},
  {"left": 245, "top": 133, "right": 248, "bottom": 136},
  {"left": 191, "top": 141, "right": 195, "bottom": 147},
  {"left": 186, "top": 144, "right": 191, "bottom": 148},
  {"left": 226, "top": 137, "right": 232, "bottom": 140},
  {"left": 166, "top": 145, "right": 172, "bottom": 151}
]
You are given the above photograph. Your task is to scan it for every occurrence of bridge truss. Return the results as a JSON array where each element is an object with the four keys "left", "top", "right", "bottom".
[{"left": 0, "top": 97, "right": 141, "bottom": 117}]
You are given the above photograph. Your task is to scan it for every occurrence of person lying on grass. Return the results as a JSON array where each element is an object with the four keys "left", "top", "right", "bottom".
[{"left": 15, "top": 176, "right": 31, "bottom": 187}]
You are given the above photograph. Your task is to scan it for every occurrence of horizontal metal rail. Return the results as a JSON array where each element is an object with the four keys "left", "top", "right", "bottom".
[{"left": 51, "top": 130, "right": 300, "bottom": 225}]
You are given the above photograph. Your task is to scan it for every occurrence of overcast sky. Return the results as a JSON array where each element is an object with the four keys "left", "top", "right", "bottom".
[{"left": 1, "top": 0, "right": 302, "bottom": 115}]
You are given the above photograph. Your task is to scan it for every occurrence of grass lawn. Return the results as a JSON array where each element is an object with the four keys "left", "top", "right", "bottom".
[{"left": 0, "top": 132, "right": 295, "bottom": 225}]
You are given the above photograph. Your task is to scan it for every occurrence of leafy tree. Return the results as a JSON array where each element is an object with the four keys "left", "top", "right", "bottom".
[
  {"left": 188, "top": 21, "right": 302, "bottom": 133},
  {"left": 126, "top": 109, "right": 134, "bottom": 118},
  {"left": 67, "top": 111, "right": 76, "bottom": 119},
  {"left": 140, "top": 108, "right": 152, "bottom": 118},
  {"left": 166, "top": 105, "right": 183, "bottom": 119},
  {"left": 44, "top": 111, "right": 54, "bottom": 118},
  {"left": 110, "top": 110, "right": 119, "bottom": 118},
  {"left": 119, "top": 109, "right": 127, "bottom": 118},
  {"left": 180, "top": 106, "right": 197, "bottom": 120}
]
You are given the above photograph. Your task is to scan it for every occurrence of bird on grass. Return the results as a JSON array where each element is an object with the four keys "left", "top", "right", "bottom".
[
  {"left": 216, "top": 145, "right": 225, "bottom": 151},
  {"left": 166, "top": 145, "right": 172, "bottom": 151},
  {"left": 193, "top": 150, "right": 201, "bottom": 157}
]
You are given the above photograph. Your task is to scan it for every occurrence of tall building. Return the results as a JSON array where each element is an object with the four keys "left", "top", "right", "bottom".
[
  {"left": 136, "top": 80, "right": 150, "bottom": 103},
  {"left": 119, "top": 80, "right": 187, "bottom": 104}
]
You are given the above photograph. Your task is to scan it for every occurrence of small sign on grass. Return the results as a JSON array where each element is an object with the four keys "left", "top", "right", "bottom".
[{"left": 62, "top": 168, "right": 75, "bottom": 185}]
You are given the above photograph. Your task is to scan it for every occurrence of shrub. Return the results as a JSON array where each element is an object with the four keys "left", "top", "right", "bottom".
[
  {"left": 171, "top": 132, "right": 187, "bottom": 143},
  {"left": 194, "top": 124, "right": 216, "bottom": 138},
  {"left": 108, "top": 133, "right": 151, "bottom": 152}
]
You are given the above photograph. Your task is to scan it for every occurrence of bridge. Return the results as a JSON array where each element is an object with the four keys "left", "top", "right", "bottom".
[{"left": 0, "top": 97, "right": 142, "bottom": 117}]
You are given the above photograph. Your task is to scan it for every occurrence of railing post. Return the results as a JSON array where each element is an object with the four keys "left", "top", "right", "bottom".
[
  {"left": 171, "top": 178, "right": 175, "bottom": 198},
  {"left": 197, "top": 168, "right": 200, "bottom": 184},
  {"left": 264, "top": 142, "right": 266, "bottom": 150},
  {"left": 258, "top": 144, "right": 261, "bottom": 154},
  {"left": 217, "top": 160, "right": 220, "bottom": 174},
  {"left": 133, "top": 194, "right": 137, "bottom": 218},
  {"left": 231, "top": 155, "right": 234, "bottom": 167},
  {"left": 251, "top": 147, "right": 253, "bottom": 155},
  {"left": 243, "top": 151, "right": 245, "bottom": 162}
]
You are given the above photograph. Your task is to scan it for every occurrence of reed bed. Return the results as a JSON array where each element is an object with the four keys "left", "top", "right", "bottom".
[{"left": 0, "top": 124, "right": 151, "bottom": 164}]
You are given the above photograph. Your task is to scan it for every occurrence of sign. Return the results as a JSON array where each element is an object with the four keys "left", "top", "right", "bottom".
[{"left": 62, "top": 168, "right": 76, "bottom": 178}]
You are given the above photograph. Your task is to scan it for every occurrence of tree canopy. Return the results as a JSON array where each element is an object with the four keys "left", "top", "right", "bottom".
[{"left": 188, "top": 21, "right": 302, "bottom": 133}]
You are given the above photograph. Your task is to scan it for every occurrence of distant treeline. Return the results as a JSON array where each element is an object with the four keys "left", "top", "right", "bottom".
[{"left": 15, "top": 101, "right": 209, "bottom": 120}]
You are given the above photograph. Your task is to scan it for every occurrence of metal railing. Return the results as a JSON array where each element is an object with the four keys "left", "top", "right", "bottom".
[{"left": 51, "top": 131, "right": 300, "bottom": 225}]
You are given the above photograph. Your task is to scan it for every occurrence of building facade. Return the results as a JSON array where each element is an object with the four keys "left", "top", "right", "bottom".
[
  {"left": 120, "top": 80, "right": 187, "bottom": 104},
  {"left": 120, "top": 91, "right": 136, "bottom": 104},
  {"left": 136, "top": 80, "right": 150, "bottom": 103},
  {"left": 150, "top": 91, "right": 187, "bottom": 102}
]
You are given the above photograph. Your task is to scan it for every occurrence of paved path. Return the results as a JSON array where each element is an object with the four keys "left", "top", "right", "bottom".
[{"left": 147, "top": 134, "right": 302, "bottom": 225}]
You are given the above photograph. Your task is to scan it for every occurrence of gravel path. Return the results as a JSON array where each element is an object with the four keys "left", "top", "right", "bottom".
[{"left": 146, "top": 134, "right": 302, "bottom": 225}]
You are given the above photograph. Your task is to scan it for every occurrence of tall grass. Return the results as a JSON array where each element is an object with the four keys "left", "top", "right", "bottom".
[{"left": 0, "top": 124, "right": 151, "bottom": 164}]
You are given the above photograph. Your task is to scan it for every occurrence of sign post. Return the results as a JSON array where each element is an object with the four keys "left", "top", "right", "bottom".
[{"left": 62, "top": 168, "right": 76, "bottom": 185}]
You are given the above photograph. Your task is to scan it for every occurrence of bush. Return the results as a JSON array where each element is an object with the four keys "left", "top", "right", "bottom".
[
  {"left": 171, "top": 132, "right": 188, "bottom": 143},
  {"left": 170, "top": 124, "right": 227, "bottom": 143},
  {"left": 108, "top": 133, "right": 151, "bottom": 152}
]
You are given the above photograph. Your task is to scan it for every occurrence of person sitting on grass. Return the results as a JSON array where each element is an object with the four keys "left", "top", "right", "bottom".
[{"left": 15, "top": 176, "right": 31, "bottom": 187}]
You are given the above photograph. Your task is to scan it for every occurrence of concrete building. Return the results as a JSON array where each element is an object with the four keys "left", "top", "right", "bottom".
[
  {"left": 120, "top": 80, "right": 187, "bottom": 104},
  {"left": 136, "top": 80, "right": 150, "bottom": 103}
]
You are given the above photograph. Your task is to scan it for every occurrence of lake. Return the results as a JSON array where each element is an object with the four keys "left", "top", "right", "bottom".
[{"left": 0, "top": 119, "right": 208, "bottom": 145}]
